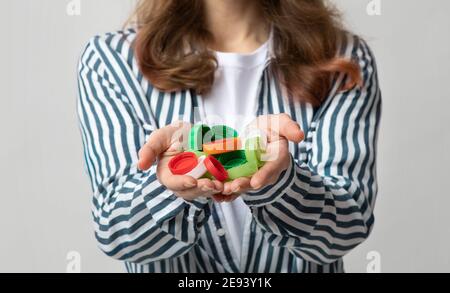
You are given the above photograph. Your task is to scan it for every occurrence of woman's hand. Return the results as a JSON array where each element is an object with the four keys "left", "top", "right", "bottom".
[
  {"left": 138, "top": 122, "right": 224, "bottom": 201},
  {"left": 215, "top": 114, "right": 304, "bottom": 202}
]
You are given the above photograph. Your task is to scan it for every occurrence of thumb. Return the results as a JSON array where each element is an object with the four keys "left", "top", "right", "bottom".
[
  {"left": 138, "top": 121, "right": 190, "bottom": 170},
  {"left": 277, "top": 114, "right": 305, "bottom": 143}
]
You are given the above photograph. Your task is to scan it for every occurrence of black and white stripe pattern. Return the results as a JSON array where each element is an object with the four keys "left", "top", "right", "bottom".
[{"left": 77, "top": 29, "right": 381, "bottom": 273}]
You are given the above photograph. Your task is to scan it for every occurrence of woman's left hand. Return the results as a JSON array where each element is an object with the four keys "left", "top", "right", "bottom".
[{"left": 213, "top": 114, "right": 304, "bottom": 202}]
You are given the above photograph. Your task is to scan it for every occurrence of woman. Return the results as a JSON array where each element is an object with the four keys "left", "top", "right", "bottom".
[{"left": 77, "top": 0, "right": 381, "bottom": 273}]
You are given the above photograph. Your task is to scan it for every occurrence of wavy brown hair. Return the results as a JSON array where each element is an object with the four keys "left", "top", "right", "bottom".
[{"left": 132, "top": 0, "right": 361, "bottom": 106}]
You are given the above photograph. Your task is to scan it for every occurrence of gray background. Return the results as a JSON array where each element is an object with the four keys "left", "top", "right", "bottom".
[{"left": 0, "top": 0, "right": 449, "bottom": 273}]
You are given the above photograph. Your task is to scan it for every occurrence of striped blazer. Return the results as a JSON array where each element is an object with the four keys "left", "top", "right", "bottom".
[{"left": 77, "top": 29, "right": 381, "bottom": 273}]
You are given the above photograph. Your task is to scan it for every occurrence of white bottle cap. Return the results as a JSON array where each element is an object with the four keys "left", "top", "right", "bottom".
[{"left": 185, "top": 156, "right": 208, "bottom": 179}]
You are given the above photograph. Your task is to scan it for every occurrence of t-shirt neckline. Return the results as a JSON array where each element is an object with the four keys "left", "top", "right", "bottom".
[{"left": 214, "top": 36, "right": 271, "bottom": 69}]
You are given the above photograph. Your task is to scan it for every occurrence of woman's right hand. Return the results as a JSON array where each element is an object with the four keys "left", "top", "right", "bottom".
[{"left": 138, "top": 121, "right": 224, "bottom": 201}]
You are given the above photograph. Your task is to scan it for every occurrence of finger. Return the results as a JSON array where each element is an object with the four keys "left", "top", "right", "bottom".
[
  {"left": 138, "top": 122, "right": 191, "bottom": 170},
  {"left": 175, "top": 180, "right": 221, "bottom": 200},
  {"left": 274, "top": 114, "right": 305, "bottom": 143},
  {"left": 138, "top": 130, "right": 166, "bottom": 170},
  {"left": 247, "top": 114, "right": 304, "bottom": 144},
  {"left": 223, "top": 181, "right": 234, "bottom": 195},
  {"left": 223, "top": 177, "right": 251, "bottom": 195},
  {"left": 209, "top": 181, "right": 226, "bottom": 201},
  {"left": 230, "top": 177, "right": 252, "bottom": 194},
  {"left": 162, "top": 174, "right": 198, "bottom": 192},
  {"left": 197, "top": 179, "right": 220, "bottom": 193},
  {"left": 211, "top": 180, "right": 225, "bottom": 193}
]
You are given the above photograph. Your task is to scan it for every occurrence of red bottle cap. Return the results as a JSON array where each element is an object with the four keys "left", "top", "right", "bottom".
[
  {"left": 168, "top": 152, "right": 198, "bottom": 175},
  {"left": 204, "top": 156, "right": 229, "bottom": 182}
]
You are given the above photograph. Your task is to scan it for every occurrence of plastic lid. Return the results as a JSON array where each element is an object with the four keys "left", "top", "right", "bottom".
[
  {"left": 189, "top": 124, "right": 212, "bottom": 151},
  {"left": 168, "top": 152, "right": 199, "bottom": 175},
  {"left": 227, "top": 161, "right": 259, "bottom": 180},
  {"left": 204, "top": 156, "right": 228, "bottom": 182},
  {"left": 245, "top": 136, "right": 266, "bottom": 168},
  {"left": 203, "top": 138, "right": 242, "bottom": 155},
  {"left": 188, "top": 150, "right": 206, "bottom": 158},
  {"left": 185, "top": 156, "right": 208, "bottom": 179},
  {"left": 218, "top": 150, "right": 247, "bottom": 169},
  {"left": 211, "top": 125, "right": 239, "bottom": 141}
]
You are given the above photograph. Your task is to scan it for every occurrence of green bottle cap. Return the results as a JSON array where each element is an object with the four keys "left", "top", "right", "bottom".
[
  {"left": 245, "top": 136, "right": 266, "bottom": 168},
  {"left": 211, "top": 125, "right": 239, "bottom": 141},
  {"left": 217, "top": 150, "right": 259, "bottom": 180},
  {"left": 189, "top": 124, "right": 212, "bottom": 151},
  {"left": 218, "top": 150, "right": 247, "bottom": 169},
  {"left": 227, "top": 161, "right": 259, "bottom": 180}
]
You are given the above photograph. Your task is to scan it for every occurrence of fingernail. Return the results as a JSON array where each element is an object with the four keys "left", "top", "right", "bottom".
[
  {"left": 202, "top": 186, "right": 213, "bottom": 192},
  {"left": 184, "top": 183, "right": 196, "bottom": 188},
  {"left": 253, "top": 185, "right": 263, "bottom": 190}
]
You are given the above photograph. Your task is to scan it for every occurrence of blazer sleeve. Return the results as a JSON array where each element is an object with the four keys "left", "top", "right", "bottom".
[
  {"left": 77, "top": 36, "right": 211, "bottom": 264},
  {"left": 242, "top": 38, "right": 382, "bottom": 265}
]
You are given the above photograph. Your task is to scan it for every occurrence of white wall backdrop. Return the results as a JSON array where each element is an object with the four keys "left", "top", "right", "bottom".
[{"left": 0, "top": 0, "right": 449, "bottom": 273}]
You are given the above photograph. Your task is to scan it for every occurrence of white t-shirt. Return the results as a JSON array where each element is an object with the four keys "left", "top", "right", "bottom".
[{"left": 200, "top": 39, "right": 270, "bottom": 259}]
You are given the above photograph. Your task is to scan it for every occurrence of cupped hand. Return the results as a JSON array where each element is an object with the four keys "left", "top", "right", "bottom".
[
  {"left": 138, "top": 121, "right": 224, "bottom": 201},
  {"left": 216, "top": 114, "right": 304, "bottom": 203}
]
